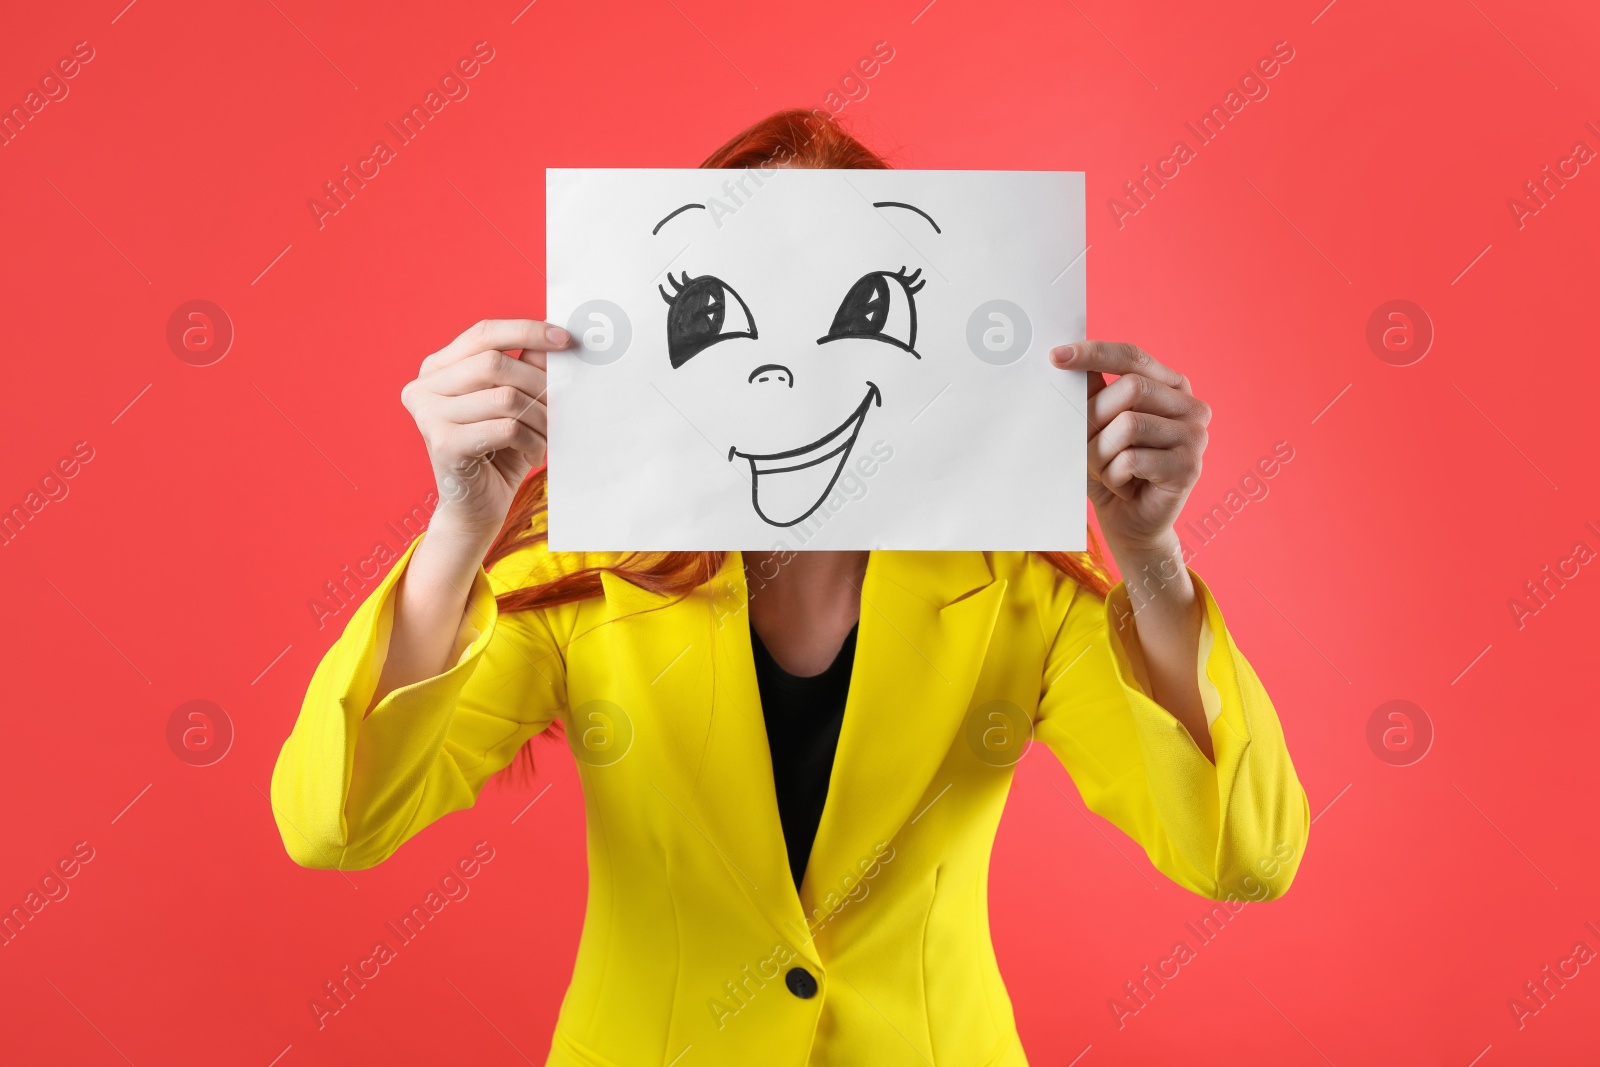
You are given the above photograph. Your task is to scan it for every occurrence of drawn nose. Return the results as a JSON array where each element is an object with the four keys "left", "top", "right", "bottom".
[{"left": 747, "top": 363, "right": 794, "bottom": 388}]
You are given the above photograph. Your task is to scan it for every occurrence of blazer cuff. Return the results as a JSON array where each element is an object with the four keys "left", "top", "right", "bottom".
[
  {"left": 349, "top": 531, "right": 500, "bottom": 720},
  {"left": 271, "top": 529, "right": 500, "bottom": 869},
  {"left": 1103, "top": 569, "right": 1226, "bottom": 732}
]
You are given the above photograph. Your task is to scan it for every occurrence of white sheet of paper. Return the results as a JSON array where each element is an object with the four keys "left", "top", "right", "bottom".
[{"left": 545, "top": 168, "right": 1086, "bottom": 551}]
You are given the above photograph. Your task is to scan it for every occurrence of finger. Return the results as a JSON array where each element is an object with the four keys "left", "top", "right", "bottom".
[
  {"left": 443, "top": 416, "right": 547, "bottom": 463},
  {"left": 1050, "top": 340, "right": 1191, "bottom": 393},
  {"left": 1100, "top": 446, "right": 1195, "bottom": 491},
  {"left": 491, "top": 436, "right": 546, "bottom": 476},
  {"left": 436, "top": 386, "right": 548, "bottom": 435},
  {"left": 1088, "top": 410, "right": 1202, "bottom": 477},
  {"left": 1089, "top": 467, "right": 1137, "bottom": 502},
  {"left": 424, "top": 319, "right": 570, "bottom": 371},
  {"left": 1088, "top": 373, "right": 1209, "bottom": 435},
  {"left": 428, "top": 349, "right": 548, "bottom": 399}
]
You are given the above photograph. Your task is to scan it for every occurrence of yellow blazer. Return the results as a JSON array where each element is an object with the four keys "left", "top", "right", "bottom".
[{"left": 271, "top": 526, "right": 1310, "bottom": 1066}]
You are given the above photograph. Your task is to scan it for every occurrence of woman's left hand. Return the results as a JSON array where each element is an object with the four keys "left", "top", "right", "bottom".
[
  {"left": 1049, "top": 340, "right": 1211, "bottom": 557},
  {"left": 1050, "top": 340, "right": 1214, "bottom": 759}
]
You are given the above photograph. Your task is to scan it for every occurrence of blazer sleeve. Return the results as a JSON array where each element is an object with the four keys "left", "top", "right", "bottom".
[
  {"left": 1032, "top": 567, "right": 1311, "bottom": 901},
  {"left": 270, "top": 530, "right": 567, "bottom": 871}
]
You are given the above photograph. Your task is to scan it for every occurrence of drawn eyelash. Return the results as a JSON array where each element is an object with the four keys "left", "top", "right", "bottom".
[
  {"left": 891, "top": 266, "right": 926, "bottom": 294},
  {"left": 658, "top": 270, "right": 692, "bottom": 305}
]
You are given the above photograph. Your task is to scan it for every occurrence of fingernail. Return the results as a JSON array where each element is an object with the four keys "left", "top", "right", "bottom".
[
  {"left": 547, "top": 326, "right": 570, "bottom": 346},
  {"left": 1054, "top": 344, "right": 1075, "bottom": 364}
]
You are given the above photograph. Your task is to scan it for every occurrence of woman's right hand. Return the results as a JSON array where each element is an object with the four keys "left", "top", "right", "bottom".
[
  {"left": 361, "top": 319, "right": 568, "bottom": 710},
  {"left": 401, "top": 319, "right": 570, "bottom": 539}
]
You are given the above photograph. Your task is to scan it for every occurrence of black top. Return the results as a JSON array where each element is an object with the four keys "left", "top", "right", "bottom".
[{"left": 749, "top": 617, "right": 859, "bottom": 891}]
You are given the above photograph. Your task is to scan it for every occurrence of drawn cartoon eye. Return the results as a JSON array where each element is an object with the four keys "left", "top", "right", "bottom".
[
  {"left": 660, "top": 271, "right": 758, "bottom": 368},
  {"left": 816, "top": 267, "right": 925, "bottom": 357}
]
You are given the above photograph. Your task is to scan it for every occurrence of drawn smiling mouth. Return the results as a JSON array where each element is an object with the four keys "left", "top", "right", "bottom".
[{"left": 728, "top": 383, "right": 881, "bottom": 527}]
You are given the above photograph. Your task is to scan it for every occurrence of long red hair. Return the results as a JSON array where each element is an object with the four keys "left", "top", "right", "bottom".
[{"left": 489, "top": 108, "right": 1114, "bottom": 785}]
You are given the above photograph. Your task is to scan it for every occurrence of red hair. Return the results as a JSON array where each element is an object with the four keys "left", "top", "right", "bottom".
[{"left": 489, "top": 109, "right": 1114, "bottom": 784}]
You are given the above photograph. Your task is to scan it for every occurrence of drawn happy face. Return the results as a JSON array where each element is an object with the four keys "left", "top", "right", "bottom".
[{"left": 652, "top": 178, "right": 941, "bottom": 528}]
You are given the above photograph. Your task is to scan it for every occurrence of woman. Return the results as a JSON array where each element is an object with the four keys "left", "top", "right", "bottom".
[{"left": 271, "top": 109, "right": 1310, "bottom": 1066}]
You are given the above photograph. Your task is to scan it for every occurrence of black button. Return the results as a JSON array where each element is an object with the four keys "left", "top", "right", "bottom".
[{"left": 785, "top": 966, "right": 818, "bottom": 999}]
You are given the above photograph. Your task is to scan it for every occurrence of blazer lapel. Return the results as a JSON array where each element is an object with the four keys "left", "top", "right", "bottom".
[
  {"left": 796, "top": 550, "right": 1007, "bottom": 940},
  {"left": 599, "top": 558, "right": 812, "bottom": 951},
  {"left": 595, "top": 550, "right": 1007, "bottom": 956}
]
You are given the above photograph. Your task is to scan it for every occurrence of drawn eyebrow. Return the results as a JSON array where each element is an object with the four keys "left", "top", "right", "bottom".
[
  {"left": 872, "top": 201, "right": 941, "bottom": 234},
  {"left": 652, "top": 203, "right": 706, "bottom": 235}
]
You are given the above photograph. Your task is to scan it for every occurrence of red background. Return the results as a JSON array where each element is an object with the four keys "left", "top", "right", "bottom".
[{"left": 3, "top": 0, "right": 1597, "bottom": 1064}]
